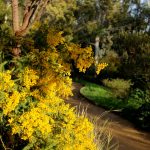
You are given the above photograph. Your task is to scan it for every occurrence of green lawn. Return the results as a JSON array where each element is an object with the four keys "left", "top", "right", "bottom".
[{"left": 80, "top": 82, "right": 124, "bottom": 110}]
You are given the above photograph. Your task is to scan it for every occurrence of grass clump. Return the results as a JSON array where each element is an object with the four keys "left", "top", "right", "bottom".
[
  {"left": 75, "top": 104, "right": 118, "bottom": 150},
  {"left": 102, "top": 78, "right": 132, "bottom": 99}
]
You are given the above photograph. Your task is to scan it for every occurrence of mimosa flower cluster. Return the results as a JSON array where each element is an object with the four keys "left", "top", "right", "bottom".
[
  {"left": 0, "top": 28, "right": 103, "bottom": 149},
  {"left": 96, "top": 63, "right": 108, "bottom": 74},
  {"left": 0, "top": 67, "right": 97, "bottom": 149}
]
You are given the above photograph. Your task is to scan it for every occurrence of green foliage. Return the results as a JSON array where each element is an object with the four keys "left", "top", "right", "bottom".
[
  {"left": 102, "top": 78, "right": 132, "bottom": 99},
  {"left": 127, "top": 89, "right": 149, "bottom": 109},
  {"left": 99, "top": 50, "right": 120, "bottom": 73},
  {"left": 123, "top": 89, "right": 150, "bottom": 130},
  {"left": 111, "top": 1, "right": 150, "bottom": 32},
  {"left": 0, "top": 0, "right": 12, "bottom": 53},
  {"left": 0, "top": 0, "right": 12, "bottom": 60},
  {"left": 135, "top": 102, "right": 150, "bottom": 130},
  {"left": 0, "top": 0, "right": 11, "bottom": 25},
  {"left": 113, "top": 32, "right": 150, "bottom": 89},
  {"left": 73, "top": 0, "right": 118, "bottom": 45},
  {"left": 44, "top": 0, "right": 76, "bottom": 42}
]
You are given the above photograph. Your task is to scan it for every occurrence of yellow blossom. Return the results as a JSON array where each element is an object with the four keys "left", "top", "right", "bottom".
[
  {"left": 21, "top": 67, "right": 39, "bottom": 89},
  {"left": 96, "top": 63, "right": 108, "bottom": 74},
  {"left": 0, "top": 29, "right": 98, "bottom": 149}
]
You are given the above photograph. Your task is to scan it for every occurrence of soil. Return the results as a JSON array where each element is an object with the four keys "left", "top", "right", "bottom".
[{"left": 66, "top": 82, "right": 150, "bottom": 150}]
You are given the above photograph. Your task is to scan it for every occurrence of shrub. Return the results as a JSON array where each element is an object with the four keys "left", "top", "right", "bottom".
[
  {"left": 0, "top": 28, "right": 98, "bottom": 149},
  {"left": 135, "top": 102, "right": 150, "bottom": 130},
  {"left": 120, "top": 88, "right": 150, "bottom": 130},
  {"left": 124, "top": 89, "right": 150, "bottom": 130},
  {"left": 0, "top": 64, "right": 98, "bottom": 150},
  {"left": 0, "top": 24, "right": 111, "bottom": 149},
  {"left": 99, "top": 50, "right": 120, "bottom": 73},
  {"left": 102, "top": 78, "right": 132, "bottom": 99},
  {"left": 113, "top": 32, "right": 150, "bottom": 90},
  {"left": 127, "top": 89, "right": 149, "bottom": 109}
]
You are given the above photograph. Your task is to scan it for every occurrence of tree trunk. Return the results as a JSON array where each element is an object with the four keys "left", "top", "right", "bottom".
[
  {"left": 12, "top": 0, "right": 19, "bottom": 34},
  {"left": 95, "top": 36, "right": 100, "bottom": 65},
  {"left": 11, "top": 0, "right": 49, "bottom": 57},
  {"left": 12, "top": 0, "right": 21, "bottom": 57}
]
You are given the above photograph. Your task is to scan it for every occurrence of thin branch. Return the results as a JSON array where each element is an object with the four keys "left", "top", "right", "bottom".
[
  {"left": 30, "top": 0, "right": 49, "bottom": 23},
  {"left": 23, "top": 0, "right": 30, "bottom": 15},
  {"left": 0, "top": 136, "right": 12, "bottom": 150},
  {"left": 30, "top": 0, "right": 43, "bottom": 23}
]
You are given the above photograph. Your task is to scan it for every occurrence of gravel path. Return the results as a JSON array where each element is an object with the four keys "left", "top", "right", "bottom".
[{"left": 66, "top": 82, "right": 150, "bottom": 150}]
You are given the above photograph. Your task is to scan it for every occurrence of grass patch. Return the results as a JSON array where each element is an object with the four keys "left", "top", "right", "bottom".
[
  {"left": 80, "top": 82, "right": 124, "bottom": 110},
  {"left": 78, "top": 80, "right": 150, "bottom": 130}
]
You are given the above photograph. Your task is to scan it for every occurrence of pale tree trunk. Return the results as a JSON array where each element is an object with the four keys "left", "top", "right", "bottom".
[
  {"left": 94, "top": 36, "right": 100, "bottom": 77},
  {"left": 95, "top": 35, "right": 106, "bottom": 65},
  {"left": 95, "top": 36, "right": 100, "bottom": 65}
]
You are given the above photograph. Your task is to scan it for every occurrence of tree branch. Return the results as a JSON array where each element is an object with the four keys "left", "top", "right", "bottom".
[
  {"left": 0, "top": 136, "right": 12, "bottom": 150},
  {"left": 30, "top": 0, "right": 49, "bottom": 23},
  {"left": 16, "top": 0, "right": 49, "bottom": 36}
]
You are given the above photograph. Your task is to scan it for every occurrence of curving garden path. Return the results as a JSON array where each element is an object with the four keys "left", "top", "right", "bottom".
[{"left": 66, "top": 82, "right": 150, "bottom": 150}]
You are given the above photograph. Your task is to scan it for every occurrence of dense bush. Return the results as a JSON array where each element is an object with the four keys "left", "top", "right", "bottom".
[
  {"left": 123, "top": 89, "right": 150, "bottom": 130},
  {"left": 135, "top": 102, "right": 150, "bottom": 130},
  {"left": 113, "top": 32, "right": 150, "bottom": 90},
  {"left": 102, "top": 78, "right": 132, "bottom": 99},
  {"left": 0, "top": 28, "right": 99, "bottom": 149},
  {"left": 127, "top": 89, "right": 149, "bottom": 109},
  {"left": 0, "top": 67, "right": 97, "bottom": 149}
]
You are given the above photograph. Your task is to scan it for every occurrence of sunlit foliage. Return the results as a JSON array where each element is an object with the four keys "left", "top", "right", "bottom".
[{"left": 0, "top": 28, "right": 102, "bottom": 149}]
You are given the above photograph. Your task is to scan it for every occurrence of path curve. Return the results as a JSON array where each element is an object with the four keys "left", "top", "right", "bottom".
[{"left": 66, "top": 82, "right": 150, "bottom": 150}]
